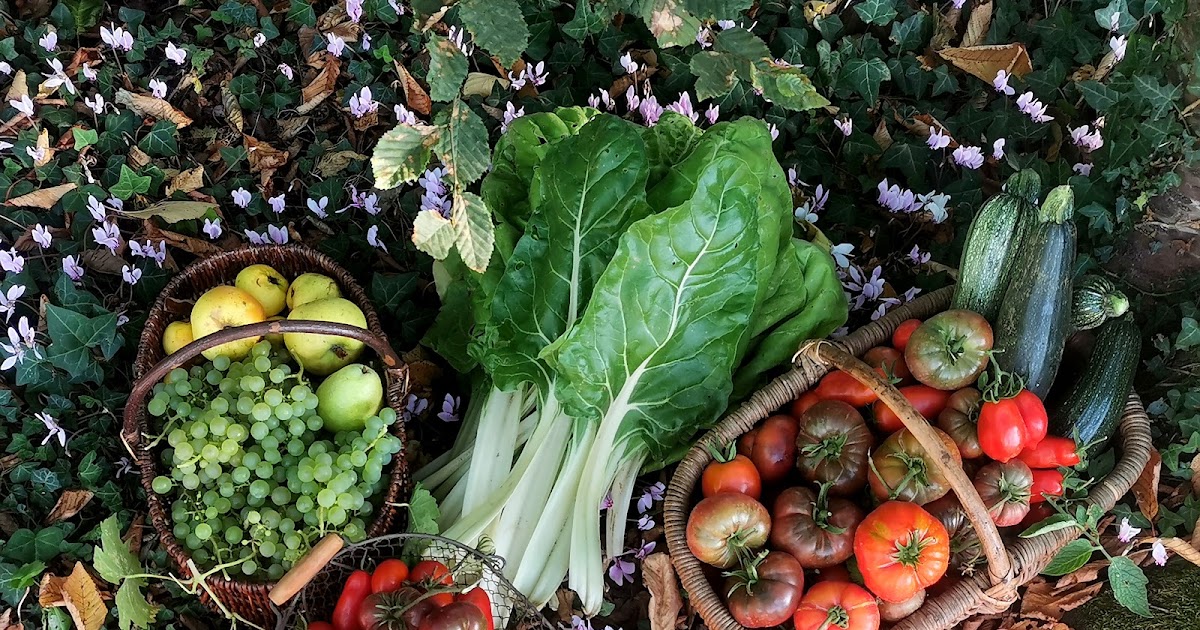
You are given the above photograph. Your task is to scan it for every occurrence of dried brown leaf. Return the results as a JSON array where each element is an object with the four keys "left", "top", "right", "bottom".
[
  {"left": 962, "top": 0, "right": 993, "bottom": 47},
  {"left": 1054, "top": 559, "right": 1109, "bottom": 588},
  {"left": 221, "top": 80, "right": 243, "bottom": 134},
  {"left": 114, "top": 89, "right": 193, "bottom": 128},
  {"left": 127, "top": 145, "right": 151, "bottom": 169},
  {"left": 33, "top": 128, "right": 52, "bottom": 167},
  {"left": 314, "top": 150, "right": 368, "bottom": 178},
  {"left": 1020, "top": 580, "right": 1103, "bottom": 621},
  {"left": 62, "top": 563, "right": 107, "bottom": 630},
  {"left": 5, "top": 70, "right": 28, "bottom": 102},
  {"left": 1132, "top": 448, "right": 1162, "bottom": 521},
  {"left": 39, "top": 573, "right": 66, "bottom": 608},
  {"left": 899, "top": 113, "right": 959, "bottom": 148},
  {"left": 45, "top": 490, "right": 94, "bottom": 525},
  {"left": 938, "top": 43, "right": 1033, "bottom": 84},
  {"left": 642, "top": 554, "right": 683, "bottom": 630},
  {"left": 0, "top": 608, "right": 23, "bottom": 630},
  {"left": 145, "top": 224, "right": 225, "bottom": 258},
  {"left": 873, "top": 119, "right": 894, "bottom": 151},
  {"left": 1070, "top": 64, "right": 1096, "bottom": 83},
  {"left": 6, "top": 182, "right": 76, "bottom": 208},
  {"left": 803, "top": 0, "right": 840, "bottom": 23},
  {"left": 0, "top": 455, "right": 20, "bottom": 475},
  {"left": 1007, "top": 622, "right": 1073, "bottom": 630},
  {"left": 244, "top": 135, "right": 290, "bottom": 174},
  {"left": 462, "top": 72, "right": 508, "bottom": 98},
  {"left": 1157, "top": 537, "right": 1200, "bottom": 567},
  {"left": 277, "top": 116, "right": 311, "bottom": 140},
  {"left": 80, "top": 249, "right": 126, "bottom": 275},
  {"left": 64, "top": 48, "right": 102, "bottom": 77},
  {"left": 167, "top": 166, "right": 205, "bottom": 196},
  {"left": 931, "top": 7, "right": 961, "bottom": 50},
  {"left": 298, "top": 55, "right": 341, "bottom": 114}
]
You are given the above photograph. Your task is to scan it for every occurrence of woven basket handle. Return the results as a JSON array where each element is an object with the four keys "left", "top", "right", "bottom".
[
  {"left": 121, "top": 320, "right": 405, "bottom": 453},
  {"left": 796, "top": 339, "right": 1014, "bottom": 588},
  {"left": 269, "top": 533, "right": 345, "bottom": 606}
]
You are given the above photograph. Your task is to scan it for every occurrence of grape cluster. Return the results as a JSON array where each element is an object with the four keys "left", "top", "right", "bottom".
[{"left": 148, "top": 341, "right": 402, "bottom": 581}]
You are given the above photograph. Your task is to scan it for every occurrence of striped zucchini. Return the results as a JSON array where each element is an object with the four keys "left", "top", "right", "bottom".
[{"left": 1072, "top": 275, "right": 1130, "bottom": 331}]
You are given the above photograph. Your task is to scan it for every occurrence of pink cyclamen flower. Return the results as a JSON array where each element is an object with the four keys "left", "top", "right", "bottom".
[
  {"left": 1117, "top": 517, "right": 1141, "bottom": 543},
  {"left": 951, "top": 0, "right": 967, "bottom": 8},
  {"left": 903, "top": 286, "right": 922, "bottom": 302},
  {"left": 619, "top": 53, "right": 639, "bottom": 74},
  {"left": 705, "top": 103, "right": 719, "bottom": 125},
  {"left": 85, "top": 94, "right": 105, "bottom": 114},
  {"left": 637, "top": 482, "right": 666, "bottom": 514},
  {"left": 307, "top": 196, "right": 330, "bottom": 219},
  {"left": 1095, "top": 116, "right": 1106, "bottom": 129},
  {"left": 501, "top": 102, "right": 525, "bottom": 132},
  {"left": 131, "top": 239, "right": 166, "bottom": 266},
  {"left": 203, "top": 218, "right": 222, "bottom": 239},
  {"left": 1152, "top": 540, "right": 1168, "bottom": 566},
  {"left": 927, "top": 128, "right": 951, "bottom": 150},
  {"left": 625, "top": 85, "right": 640, "bottom": 112},
  {"left": 80, "top": 63, "right": 98, "bottom": 81},
  {"left": 92, "top": 221, "right": 121, "bottom": 253},
  {"left": 1016, "top": 92, "right": 1052, "bottom": 123},
  {"left": 769, "top": 123, "right": 780, "bottom": 141},
  {"left": 635, "top": 540, "right": 657, "bottom": 560},
  {"left": 637, "top": 514, "right": 655, "bottom": 531},
  {"left": 62, "top": 255, "right": 84, "bottom": 281},
  {"left": 1110, "top": 35, "right": 1127, "bottom": 62},
  {"left": 0, "top": 62, "right": 10, "bottom": 75},
  {"left": 523, "top": 61, "right": 548, "bottom": 87},
  {"left": 348, "top": 86, "right": 378, "bottom": 118},
  {"left": 1073, "top": 162, "right": 1094, "bottom": 176},
  {"left": 919, "top": 191, "right": 951, "bottom": 224},
  {"left": 447, "top": 26, "right": 473, "bottom": 55},
  {"left": 149, "top": 79, "right": 168, "bottom": 99},
  {"left": 992, "top": 138, "right": 1006, "bottom": 160},
  {"left": 39, "top": 31, "right": 58, "bottom": 52},
  {"left": 508, "top": 69, "right": 527, "bottom": 90},
  {"left": 267, "top": 225, "right": 288, "bottom": 244},
  {"left": 834, "top": 117, "right": 853, "bottom": 137},
  {"left": 830, "top": 243, "right": 854, "bottom": 269},
  {"left": 278, "top": 63, "right": 294, "bottom": 80},
  {"left": 0, "top": 285, "right": 24, "bottom": 322},
  {"left": 608, "top": 557, "right": 635, "bottom": 586},
  {"left": 909, "top": 245, "right": 931, "bottom": 265},
  {"left": 696, "top": 26, "right": 713, "bottom": 49},
  {"left": 366, "top": 225, "right": 388, "bottom": 252},
  {"left": 438, "top": 393, "right": 461, "bottom": 422},
  {"left": 363, "top": 193, "right": 380, "bottom": 216},
  {"left": 394, "top": 104, "right": 418, "bottom": 126},
  {"left": 268, "top": 194, "right": 286, "bottom": 214},
  {"left": 389, "top": 0, "right": 405, "bottom": 15},
  {"left": 326, "top": 33, "right": 346, "bottom": 57},
  {"left": 600, "top": 492, "right": 614, "bottom": 512},
  {"left": 347, "top": 0, "right": 364, "bottom": 22},
  {"left": 26, "top": 146, "right": 46, "bottom": 163},
  {"left": 639, "top": 96, "right": 663, "bottom": 126},
  {"left": 253, "top": 33, "right": 267, "bottom": 48},
  {"left": 1109, "top": 10, "right": 1122, "bottom": 31},
  {"left": 87, "top": 195, "right": 107, "bottom": 221},
  {"left": 36, "top": 411, "right": 67, "bottom": 448},
  {"left": 666, "top": 92, "right": 699, "bottom": 123},
  {"left": 31, "top": 224, "right": 52, "bottom": 249},
  {"left": 232, "top": 188, "right": 252, "bottom": 208},
  {"left": 244, "top": 229, "right": 266, "bottom": 245},
  {"left": 993, "top": 70, "right": 1015, "bottom": 96},
  {"left": 101, "top": 24, "right": 134, "bottom": 51},
  {"left": 1, "top": 249, "right": 24, "bottom": 274},
  {"left": 165, "top": 42, "right": 187, "bottom": 65},
  {"left": 587, "top": 89, "right": 613, "bottom": 111},
  {"left": 871, "top": 297, "right": 901, "bottom": 321},
  {"left": 121, "top": 264, "right": 142, "bottom": 285},
  {"left": 10, "top": 95, "right": 34, "bottom": 118},
  {"left": 952, "top": 145, "right": 985, "bottom": 169}
]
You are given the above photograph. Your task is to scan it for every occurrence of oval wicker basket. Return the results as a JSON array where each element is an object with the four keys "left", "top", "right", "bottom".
[
  {"left": 120, "top": 244, "right": 413, "bottom": 626},
  {"left": 663, "top": 286, "right": 1153, "bottom": 630},
  {"left": 272, "top": 534, "right": 553, "bottom": 630}
]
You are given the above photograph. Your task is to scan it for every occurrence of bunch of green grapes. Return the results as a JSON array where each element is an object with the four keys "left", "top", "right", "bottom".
[{"left": 147, "top": 341, "right": 403, "bottom": 581}]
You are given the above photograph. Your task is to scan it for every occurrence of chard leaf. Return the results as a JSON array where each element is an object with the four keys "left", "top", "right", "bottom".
[
  {"left": 642, "top": 110, "right": 701, "bottom": 187},
  {"left": 486, "top": 116, "right": 650, "bottom": 392}
]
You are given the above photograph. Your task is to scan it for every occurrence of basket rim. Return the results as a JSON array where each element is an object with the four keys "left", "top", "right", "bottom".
[
  {"left": 121, "top": 244, "right": 412, "bottom": 621},
  {"left": 662, "top": 286, "right": 1153, "bottom": 630}
]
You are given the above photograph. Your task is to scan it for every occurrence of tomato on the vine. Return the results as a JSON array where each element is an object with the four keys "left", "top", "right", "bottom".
[
  {"left": 791, "top": 390, "right": 821, "bottom": 418},
  {"left": 370, "top": 559, "right": 409, "bottom": 594},
  {"left": 770, "top": 484, "right": 863, "bottom": 569},
  {"left": 973, "top": 460, "right": 1034, "bottom": 527},
  {"left": 796, "top": 401, "right": 873, "bottom": 496},
  {"left": 977, "top": 397, "right": 1028, "bottom": 463},
  {"left": 409, "top": 560, "right": 454, "bottom": 586},
  {"left": 1017, "top": 436, "right": 1080, "bottom": 469},
  {"left": 892, "top": 319, "right": 923, "bottom": 352},
  {"left": 864, "top": 346, "right": 911, "bottom": 384},
  {"left": 746, "top": 415, "right": 799, "bottom": 484},
  {"left": 685, "top": 492, "right": 771, "bottom": 568},
  {"left": 702, "top": 443, "right": 762, "bottom": 499},
  {"left": 358, "top": 587, "right": 436, "bottom": 630},
  {"left": 793, "top": 581, "right": 880, "bottom": 630},
  {"left": 871, "top": 385, "right": 951, "bottom": 433},
  {"left": 725, "top": 551, "right": 805, "bottom": 628},
  {"left": 937, "top": 388, "right": 984, "bottom": 459},
  {"left": 867, "top": 428, "right": 961, "bottom": 505},
  {"left": 853, "top": 501, "right": 950, "bottom": 603},
  {"left": 815, "top": 370, "right": 879, "bottom": 407},
  {"left": 309, "top": 624, "right": 334, "bottom": 630},
  {"left": 903, "top": 310, "right": 993, "bottom": 390},
  {"left": 1029, "top": 469, "right": 1065, "bottom": 504}
]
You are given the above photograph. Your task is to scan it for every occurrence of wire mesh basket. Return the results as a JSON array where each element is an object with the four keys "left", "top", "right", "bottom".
[{"left": 274, "top": 534, "right": 554, "bottom": 630}]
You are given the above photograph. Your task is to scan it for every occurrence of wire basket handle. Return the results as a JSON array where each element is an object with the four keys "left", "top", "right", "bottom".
[
  {"left": 270, "top": 534, "right": 345, "bottom": 607},
  {"left": 795, "top": 339, "right": 1014, "bottom": 588}
]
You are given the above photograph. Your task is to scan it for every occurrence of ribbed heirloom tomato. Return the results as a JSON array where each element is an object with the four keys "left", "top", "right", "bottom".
[
  {"left": 937, "top": 388, "right": 984, "bottom": 459},
  {"left": 769, "top": 485, "right": 863, "bottom": 569},
  {"left": 903, "top": 310, "right": 993, "bottom": 390},
  {"left": 867, "top": 428, "right": 961, "bottom": 505},
  {"left": 972, "top": 460, "right": 1034, "bottom": 526},
  {"left": 793, "top": 581, "right": 880, "bottom": 630},
  {"left": 685, "top": 492, "right": 771, "bottom": 568},
  {"left": 796, "top": 401, "right": 873, "bottom": 496},
  {"left": 853, "top": 501, "right": 950, "bottom": 603},
  {"left": 724, "top": 551, "right": 805, "bottom": 628}
]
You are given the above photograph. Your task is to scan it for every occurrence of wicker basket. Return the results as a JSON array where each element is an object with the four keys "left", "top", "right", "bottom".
[
  {"left": 120, "top": 244, "right": 413, "bottom": 626},
  {"left": 271, "top": 534, "right": 553, "bottom": 630},
  {"left": 663, "top": 286, "right": 1153, "bottom": 630}
]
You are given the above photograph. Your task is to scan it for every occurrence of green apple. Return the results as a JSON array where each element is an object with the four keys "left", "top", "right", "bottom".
[
  {"left": 287, "top": 272, "right": 341, "bottom": 310},
  {"left": 316, "top": 363, "right": 384, "bottom": 432},
  {"left": 190, "top": 285, "right": 266, "bottom": 360},
  {"left": 284, "top": 297, "right": 367, "bottom": 375},
  {"left": 235, "top": 264, "right": 289, "bottom": 316}
]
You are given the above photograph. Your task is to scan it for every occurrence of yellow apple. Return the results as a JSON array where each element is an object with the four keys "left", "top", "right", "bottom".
[
  {"left": 286, "top": 273, "right": 341, "bottom": 310},
  {"left": 162, "top": 320, "right": 194, "bottom": 355},
  {"left": 316, "top": 363, "right": 384, "bottom": 432},
  {"left": 190, "top": 285, "right": 267, "bottom": 360},
  {"left": 284, "top": 297, "right": 367, "bottom": 375},
  {"left": 235, "top": 264, "right": 289, "bottom": 316}
]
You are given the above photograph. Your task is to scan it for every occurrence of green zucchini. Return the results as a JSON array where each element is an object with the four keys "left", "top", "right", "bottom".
[
  {"left": 1072, "top": 275, "right": 1130, "bottom": 331},
  {"left": 1050, "top": 316, "right": 1140, "bottom": 455},
  {"left": 992, "top": 185, "right": 1077, "bottom": 398},
  {"left": 952, "top": 169, "right": 1041, "bottom": 320}
]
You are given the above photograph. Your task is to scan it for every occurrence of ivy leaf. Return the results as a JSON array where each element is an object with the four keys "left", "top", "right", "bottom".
[
  {"left": 752, "top": 62, "right": 830, "bottom": 111},
  {"left": 406, "top": 482, "right": 440, "bottom": 535},
  {"left": 1133, "top": 75, "right": 1181, "bottom": 119},
  {"left": 889, "top": 12, "right": 930, "bottom": 52},
  {"left": 371, "top": 124, "right": 435, "bottom": 189},
  {"left": 110, "top": 165, "right": 151, "bottom": 200},
  {"left": 1079, "top": 80, "right": 1120, "bottom": 112},
  {"left": 72, "top": 128, "right": 98, "bottom": 150},
  {"left": 880, "top": 141, "right": 931, "bottom": 187},
  {"left": 92, "top": 516, "right": 141, "bottom": 584},
  {"left": 932, "top": 65, "right": 958, "bottom": 96},
  {"left": 452, "top": 190, "right": 495, "bottom": 273},
  {"left": 136, "top": 120, "right": 178, "bottom": 157},
  {"left": 684, "top": 0, "right": 753, "bottom": 20},
  {"left": 854, "top": 0, "right": 898, "bottom": 26},
  {"left": 287, "top": 0, "right": 317, "bottom": 27},
  {"left": 426, "top": 36, "right": 468, "bottom": 102},
  {"left": 63, "top": 0, "right": 103, "bottom": 30},
  {"left": 434, "top": 100, "right": 490, "bottom": 186},
  {"left": 638, "top": 0, "right": 705, "bottom": 48},
  {"left": 840, "top": 57, "right": 891, "bottom": 104},
  {"left": 1109, "top": 555, "right": 1152, "bottom": 617},
  {"left": 458, "top": 0, "right": 528, "bottom": 65},
  {"left": 1178, "top": 317, "right": 1200, "bottom": 349},
  {"left": 1094, "top": 0, "right": 1135, "bottom": 33},
  {"left": 563, "top": 1, "right": 616, "bottom": 40},
  {"left": 412, "top": 209, "right": 457, "bottom": 260},
  {"left": 691, "top": 52, "right": 740, "bottom": 100},
  {"left": 114, "top": 579, "right": 158, "bottom": 630},
  {"left": 1041, "top": 539, "right": 1095, "bottom": 576},
  {"left": 44, "top": 305, "right": 119, "bottom": 380}
]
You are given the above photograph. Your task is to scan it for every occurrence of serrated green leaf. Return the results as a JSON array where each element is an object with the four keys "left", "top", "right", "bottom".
[
  {"left": 684, "top": 0, "right": 752, "bottom": 19},
  {"left": 880, "top": 140, "right": 930, "bottom": 187},
  {"left": 1109, "top": 555, "right": 1152, "bottom": 617},
  {"left": 1019, "top": 513, "right": 1079, "bottom": 538},
  {"left": 840, "top": 57, "right": 891, "bottom": 104},
  {"left": 451, "top": 190, "right": 495, "bottom": 273},
  {"left": 63, "top": 0, "right": 103, "bottom": 30},
  {"left": 93, "top": 516, "right": 141, "bottom": 584},
  {"left": 458, "top": 0, "right": 528, "bottom": 65},
  {"left": 406, "top": 483, "right": 440, "bottom": 535},
  {"left": 752, "top": 62, "right": 830, "bottom": 111},
  {"left": 426, "top": 36, "right": 468, "bottom": 102},
  {"left": 434, "top": 100, "right": 490, "bottom": 186},
  {"left": 115, "top": 579, "right": 159, "bottom": 630},
  {"left": 854, "top": 0, "right": 898, "bottom": 25},
  {"left": 1178, "top": 317, "right": 1200, "bottom": 349},
  {"left": 1079, "top": 80, "right": 1120, "bottom": 112},
  {"left": 72, "top": 128, "right": 98, "bottom": 150},
  {"left": 1041, "top": 539, "right": 1095, "bottom": 576},
  {"left": 137, "top": 120, "right": 178, "bottom": 157},
  {"left": 412, "top": 209, "right": 457, "bottom": 260},
  {"left": 371, "top": 124, "right": 435, "bottom": 189},
  {"left": 111, "top": 165, "right": 152, "bottom": 200},
  {"left": 691, "top": 52, "right": 740, "bottom": 100},
  {"left": 715, "top": 27, "right": 772, "bottom": 71},
  {"left": 639, "top": 0, "right": 705, "bottom": 48}
]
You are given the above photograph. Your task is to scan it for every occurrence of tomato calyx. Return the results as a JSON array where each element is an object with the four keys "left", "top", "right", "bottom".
[
  {"left": 978, "top": 358, "right": 1024, "bottom": 403},
  {"left": 818, "top": 605, "right": 851, "bottom": 630},
  {"left": 869, "top": 450, "right": 930, "bottom": 501},
  {"left": 801, "top": 433, "right": 849, "bottom": 462},
  {"left": 994, "top": 472, "right": 1032, "bottom": 505},
  {"left": 892, "top": 531, "right": 936, "bottom": 569},
  {"left": 722, "top": 550, "right": 770, "bottom": 598},
  {"left": 708, "top": 441, "right": 738, "bottom": 463},
  {"left": 809, "top": 482, "right": 848, "bottom": 535}
]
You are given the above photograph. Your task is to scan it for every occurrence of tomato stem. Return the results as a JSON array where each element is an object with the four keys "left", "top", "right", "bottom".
[
  {"left": 882, "top": 451, "right": 929, "bottom": 501},
  {"left": 817, "top": 605, "right": 850, "bottom": 630},
  {"left": 979, "top": 355, "right": 1025, "bottom": 403},
  {"left": 812, "top": 482, "right": 847, "bottom": 534},
  {"left": 893, "top": 531, "right": 934, "bottom": 568},
  {"left": 802, "top": 434, "right": 847, "bottom": 462}
]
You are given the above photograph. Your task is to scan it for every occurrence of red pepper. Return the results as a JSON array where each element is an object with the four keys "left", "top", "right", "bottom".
[
  {"left": 333, "top": 570, "right": 372, "bottom": 630},
  {"left": 1013, "top": 390, "right": 1048, "bottom": 445},
  {"left": 1016, "top": 436, "right": 1081, "bottom": 469},
  {"left": 457, "top": 588, "right": 495, "bottom": 630},
  {"left": 1029, "top": 469, "right": 1065, "bottom": 504}
]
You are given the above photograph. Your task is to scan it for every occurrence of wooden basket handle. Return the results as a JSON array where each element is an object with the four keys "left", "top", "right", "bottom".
[
  {"left": 121, "top": 320, "right": 405, "bottom": 452},
  {"left": 269, "top": 533, "right": 346, "bottom": 607},
  {"left": 796, "top": 339, "right": 1015, "bottom": 588}
]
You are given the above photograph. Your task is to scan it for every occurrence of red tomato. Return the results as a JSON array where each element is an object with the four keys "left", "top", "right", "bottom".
[
  {"left": 937, "top": 388, "right": 984, "bottom": 459},
  {"left": 1013, "top": 390, "right": 1048, "bottom": 445},
  {"left": 1016, "top": 436, "right": 1081, "bottom": 469},
  {"left": 737, "top": 428, "right": 757, "bottom": 458},
  {"left": 871, "top": 385, "right": 951, "bottom": 433},
  {"left": 701, "top": 449, "right": 762, "bottom": 499},
  {"left": 310, "top": 623, "right": 334, "bottom": 630},
  {"left": 418, "top": 601, "right": 488, "bottom": 630},
  {"left": 816, "top": 370, "right": 879, "bottom": 407},
  {"left": 892, "top": 319, "right": 923, "bottom": 352},
  {"left": 333, "top": 570, "right": 372, "bottom": 630},
  {"left": 815, "top": 564, "right": 852, "bottom": 583},
  {"left": 370, "top": 559, "right": 409, "bottom": 594},
  {"left": 791, "top": 390, "right": 821, "bottom": 417},
  {"left": 1021, "top": 502, "right": 1057, "bottom": 529},
  {"left": 972, "top": 460, "right": 1033, "bottom": 527},
  {"left": 977, "top": 398, "right": 1028, "bottom": 462},
  {"left": 409, "top": 561, "right": 454, "bottom": 586},
  {"left": 853, "top": 501, "right": 949, "bottom": 603},
  {"left": 793, "top": 581, "right": 880, "bottom": 630},
  {"left": 770, "top": 486, "right": 863, "bottom": 569},
  {"left": 1029, "top": 469, "right": 1065, "bottom": 504},
  {"left": 725, "top": 551, "right": 805, "bottom": 627},
  {"left": 456, "top": 589, "right": 494, "bottom": 630},
  {"left": 685, "top": 493, "right": 771, "bottom": 568},
  {"left": 747, "top": 415, "right": 799, "bottom": 484},
  {"left": 863, "top": 346, "right": 911, "bottom": 383},
  {"left": 358, "top": 587, "right": 435, "bottom": 630}
]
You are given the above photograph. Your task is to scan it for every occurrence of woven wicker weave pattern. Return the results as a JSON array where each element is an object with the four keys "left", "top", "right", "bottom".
[
  {"left": 121, "top": 245, "right": 412, "bottom": 626},
  {"left": 663, "top": 286, "right": 1152, "bottom": 630}
]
